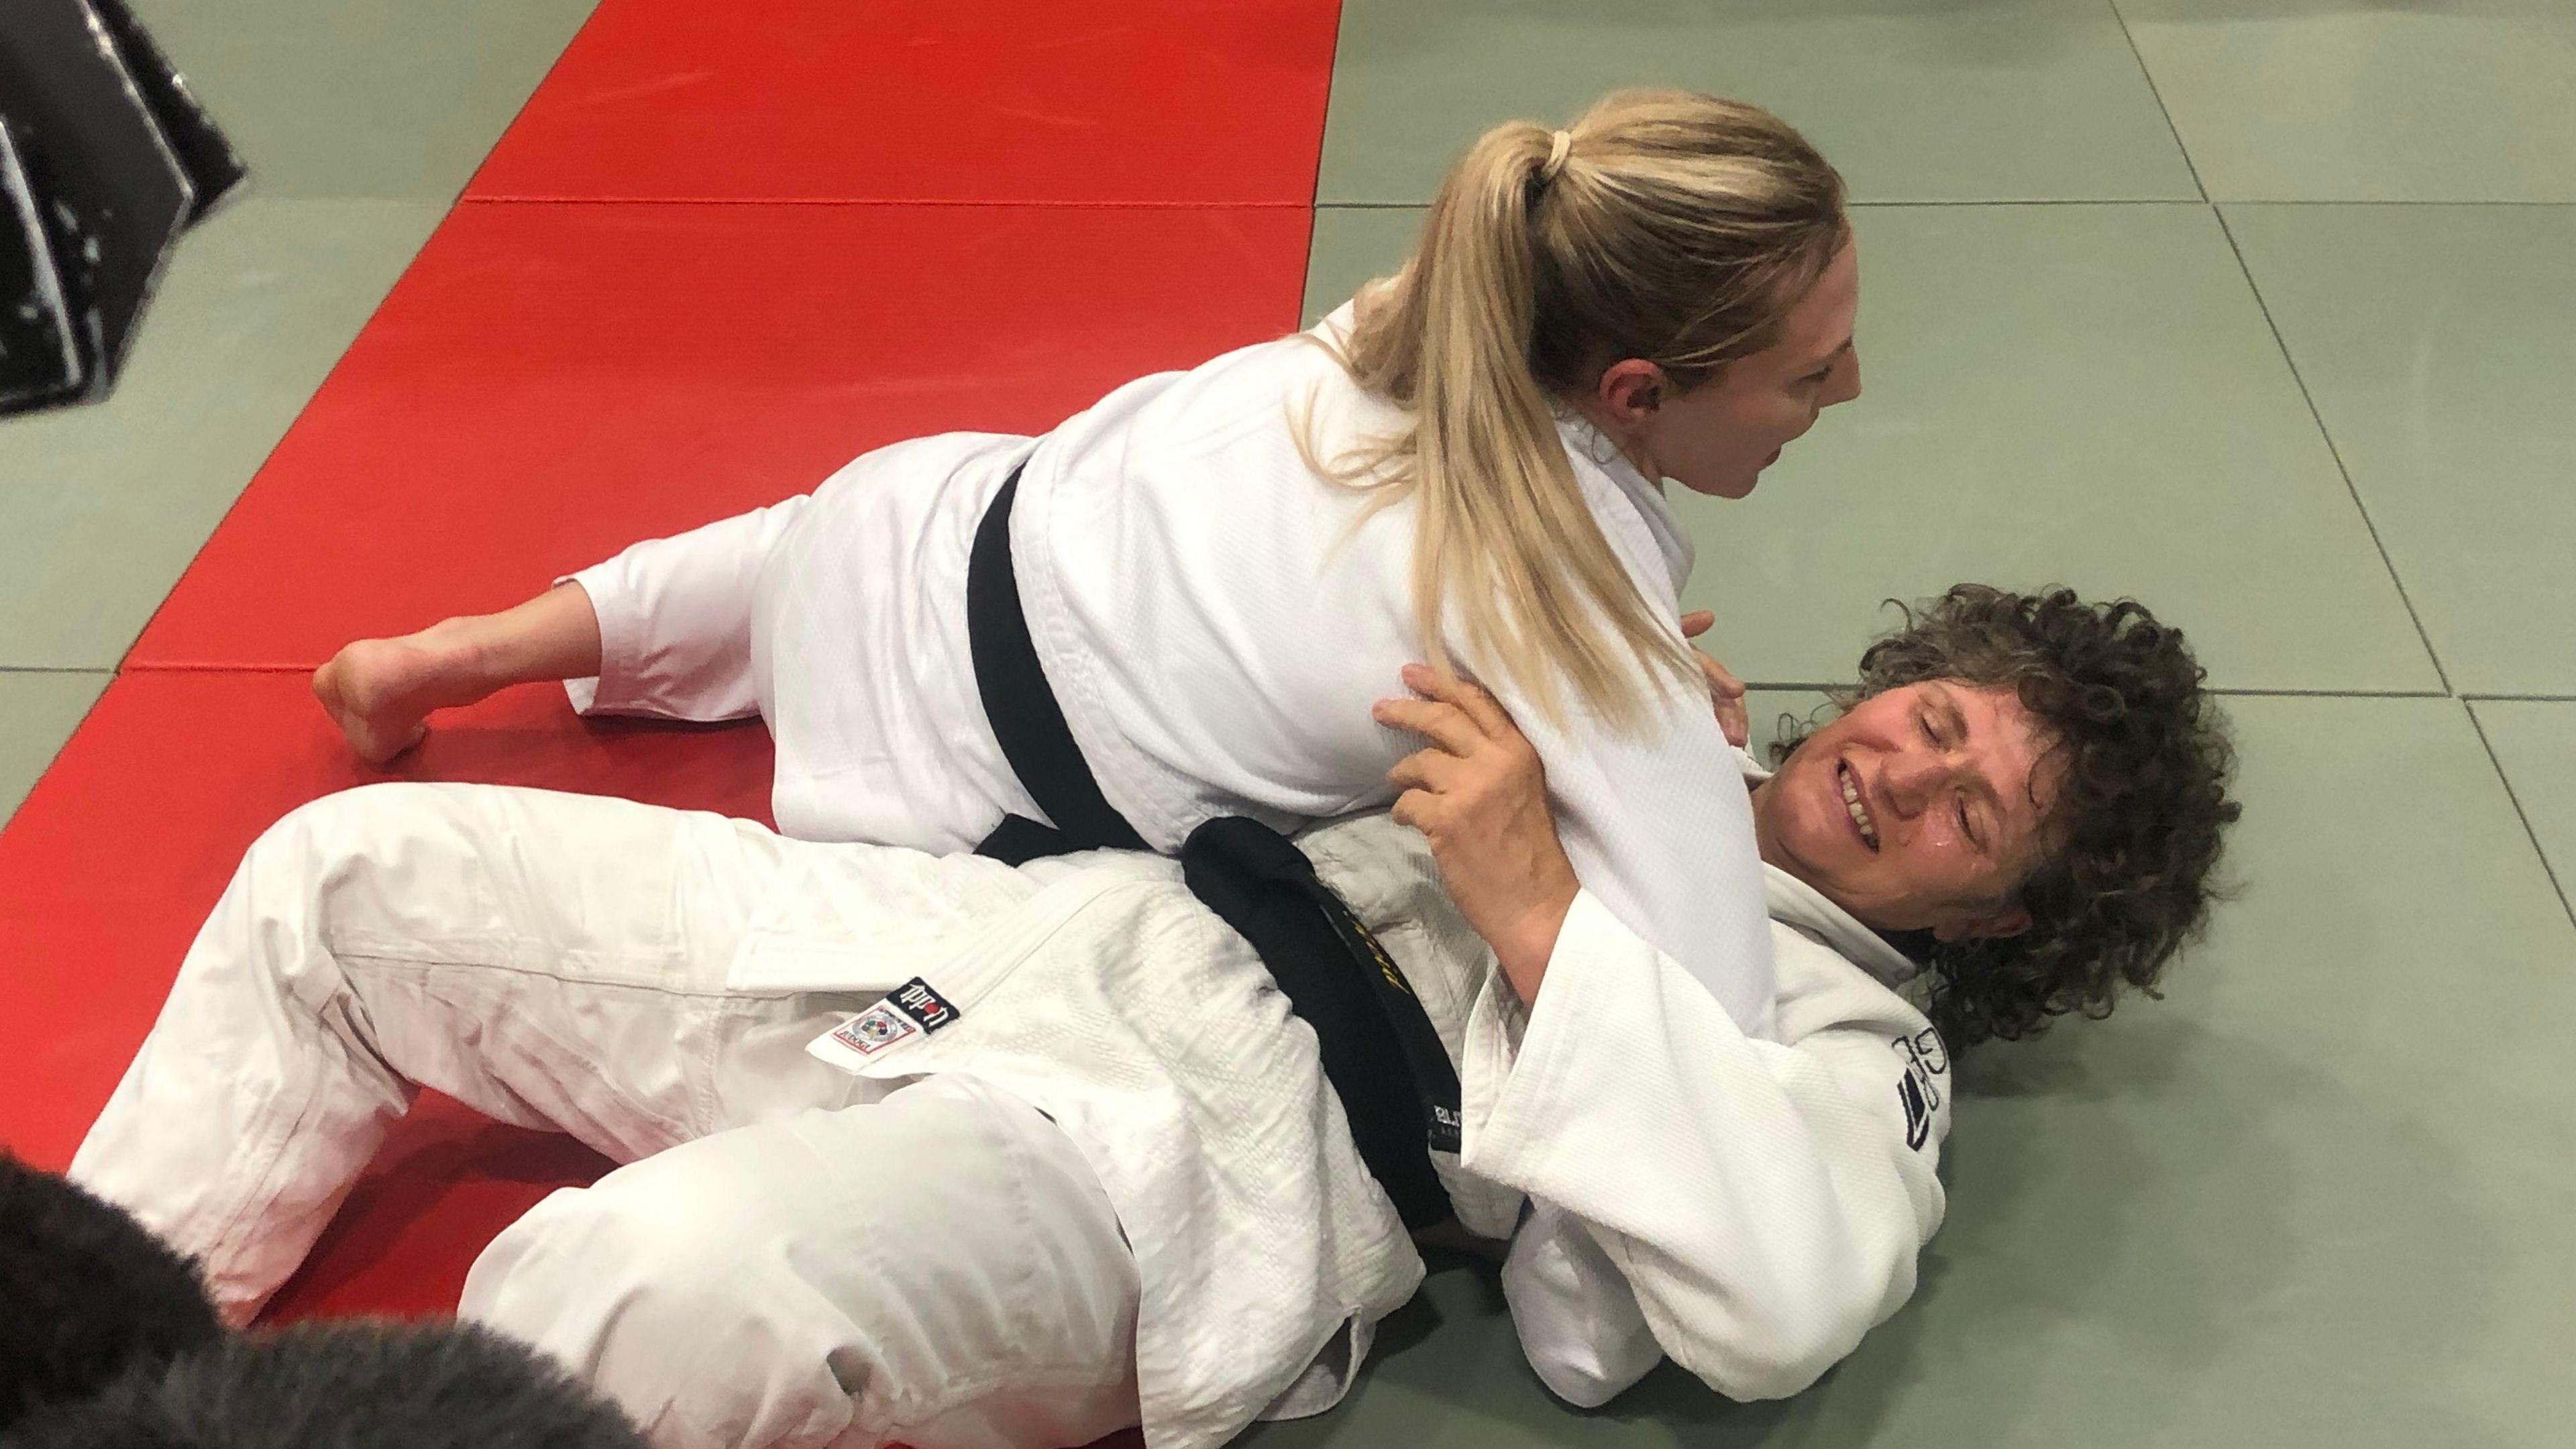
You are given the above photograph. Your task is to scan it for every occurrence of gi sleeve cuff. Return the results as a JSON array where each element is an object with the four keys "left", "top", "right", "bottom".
[
  {"left": 555, "top": 568, "right": 638, "bottom": 716},
  {"left": 1459, "top": 887, "right": 1642, "bottom": 1180}
]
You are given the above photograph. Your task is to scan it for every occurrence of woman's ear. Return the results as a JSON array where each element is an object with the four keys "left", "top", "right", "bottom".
[{"left": 1593, "top": 358, "right": 1668, "bottom": 426}]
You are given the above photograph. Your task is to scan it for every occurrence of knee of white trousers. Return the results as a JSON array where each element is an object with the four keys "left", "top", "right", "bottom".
[
  {"left": 462, "top": 1178, "right": 875, "bottom": 1449},
  {"left": 66, "top": 787, "right": 450, "bottom": 1318},
  {"left": 254, "top": 780, "right": 446, "bottom": 853},
  {"left": 252, "top": 781, "right": 579, "bottom": 960},
  {"left": 246, "top": 784, "right": 459, "bottom": 923},
  {"left": 233, "top": 783, "right": 451, "bottom": 1004},
  {"left": 236, "top": 782, "right": 380, "bottom": 892}
]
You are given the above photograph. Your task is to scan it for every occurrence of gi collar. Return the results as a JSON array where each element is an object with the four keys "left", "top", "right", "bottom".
[{"left": 1555, "top": 411, "right": 1694, "bottom": 598}]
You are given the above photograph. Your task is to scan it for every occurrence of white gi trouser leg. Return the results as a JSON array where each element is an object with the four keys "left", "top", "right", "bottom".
[{"left": 70, "top": 782, "right": 1141, "bottom": 1449}]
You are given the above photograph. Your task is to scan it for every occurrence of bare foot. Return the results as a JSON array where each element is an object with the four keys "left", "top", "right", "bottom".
[{"left": 312, "top": 627, "right": 485, "bottom": 765}]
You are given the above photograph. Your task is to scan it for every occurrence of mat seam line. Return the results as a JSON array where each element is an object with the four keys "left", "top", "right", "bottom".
[
  {"left": 2115, "top": 0, "right": 2459, "bottom": 697},
  {"left": 2464, "top": 700, "right": 2576, "bottom": 933},
  {"left": 2210, "top": 205, "right": 2457, "bottom": 698},
  {"left": 2119, "top": 0, "right": 2522, "bottom": 712},
  {"left": 2105, "top": 0, "right": 2210, "bottom": 206}
]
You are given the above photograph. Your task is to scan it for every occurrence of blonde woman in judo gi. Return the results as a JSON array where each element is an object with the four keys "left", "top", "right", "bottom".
[
  {"left": 309, "top": 88, "right": 1865, "bottom": 1042},
  {"left": 74, "top": 586, "right": 2240, "bottom": 1449}
]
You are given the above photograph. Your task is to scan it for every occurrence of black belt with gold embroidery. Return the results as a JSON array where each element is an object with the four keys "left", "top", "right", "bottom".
[{"left": 965, "top": 462, "right": 1461, "bottom": 1229}]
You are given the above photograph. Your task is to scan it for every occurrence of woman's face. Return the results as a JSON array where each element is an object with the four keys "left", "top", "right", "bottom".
[
  {"left": 1605, "top": 238, "right": 1864, "bottom": 500},
  {"left": 1750, "top": 680, "right": 2059, "bottom": 941}
]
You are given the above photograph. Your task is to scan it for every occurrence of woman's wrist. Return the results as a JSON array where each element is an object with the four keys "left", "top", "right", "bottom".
[{"left": 1496, "top": 883, "right": 1579, "bottom": 1004}]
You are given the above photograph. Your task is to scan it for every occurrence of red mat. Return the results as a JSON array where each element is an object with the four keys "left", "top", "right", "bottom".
[
  {"left": 127, "top": 200, "right": 1313, "bottom": 670},
  {"left": 260, "top": 1095, "right": 616, "bottom": 1324},
  {"left": 468, "top": 0, "right": 1342, "bottom": 205}
]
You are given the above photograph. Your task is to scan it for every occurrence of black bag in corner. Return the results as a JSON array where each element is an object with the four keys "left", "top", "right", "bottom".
[{"left": 0, "top": 0, "right": 246, "bottom": 417}]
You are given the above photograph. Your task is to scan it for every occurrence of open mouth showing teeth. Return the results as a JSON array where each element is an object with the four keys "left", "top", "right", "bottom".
[{"left": 1838, "top": 761, "right": 1879, "bottom": 852}]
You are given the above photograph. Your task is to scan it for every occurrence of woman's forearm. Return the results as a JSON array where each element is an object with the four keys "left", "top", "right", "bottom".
[{"left": 1491, "top": 882, "right": 1577, "bottom": 1005}]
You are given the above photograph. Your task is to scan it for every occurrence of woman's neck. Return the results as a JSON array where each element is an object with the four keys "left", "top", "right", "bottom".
[{"left": 1561, "top": 396, "right": 1660, "bottom": 482}]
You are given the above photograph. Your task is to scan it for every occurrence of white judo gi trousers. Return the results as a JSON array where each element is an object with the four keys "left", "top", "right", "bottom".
[{"left": 70, "top": 782, "right": 1144, "bottom": 1449}]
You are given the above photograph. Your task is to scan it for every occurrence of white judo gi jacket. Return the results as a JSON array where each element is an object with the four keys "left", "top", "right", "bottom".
[
  {"left": 572, "top": 303, "right": 1780, "bottom": 1040},
  {"left": 748, "top": 785, "right": 1950, "bottom": 1449}
]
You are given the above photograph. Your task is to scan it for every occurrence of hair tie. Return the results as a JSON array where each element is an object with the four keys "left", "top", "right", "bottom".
[{"left": 1540, "top": 129, "right": 1572, "bottom": 182}]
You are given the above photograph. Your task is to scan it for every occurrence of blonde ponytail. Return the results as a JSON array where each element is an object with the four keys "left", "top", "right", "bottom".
[{"left": 1305, "top": 89, "right": 1847, "bottom": 735}]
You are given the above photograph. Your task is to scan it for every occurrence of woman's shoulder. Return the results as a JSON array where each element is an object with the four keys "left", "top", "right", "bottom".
[
  {"left": 1115, "top": 321, "right": 1403, "bottom": 464},
  {"left": 1030, "top": 323, "right": 1356, "bottom": 475}
]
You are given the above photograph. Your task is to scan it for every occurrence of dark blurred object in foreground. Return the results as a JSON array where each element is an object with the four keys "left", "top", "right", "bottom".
[{"left": 0, "top": 0, "right": 246, "bottom": 419}]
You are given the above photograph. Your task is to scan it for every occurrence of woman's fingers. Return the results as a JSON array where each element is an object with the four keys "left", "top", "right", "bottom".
[
  {"left": 1715, "top": 694, "right": 1750, "bottom": 749},
  {"left": 1677, "top": 613, "right": 1750, "bottom": 745},
  {"left": 1699, "top": 653, "right": 1746, "bottom": 701},
  {"left": 1389, "top": 787, "right": 1436, "bottom": 833},
  {"left": 1373, "top": 696, "right": 1481, "bottom": 758},
  {"left": 1696, "top": 653, "right": 1749, "bottom": 746},
  {"left": 1399, "top": 663, "right": 1517, "bottom": 744},
  {"left": 1387, "top": 745, "right": 1474, "bottom": 802}
]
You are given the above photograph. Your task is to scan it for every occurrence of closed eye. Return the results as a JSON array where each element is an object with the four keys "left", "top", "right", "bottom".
[
  {"left": 1957, "top": 798, "right": 1985, "bottom": 852},
  {"left": 1800, "top": 339, "right": 1853, "bottom": 385}
]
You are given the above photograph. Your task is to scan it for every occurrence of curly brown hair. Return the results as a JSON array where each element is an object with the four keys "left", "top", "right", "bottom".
[{"left": 1774, "top": 586, "right": 2241, "bottom": 1051}]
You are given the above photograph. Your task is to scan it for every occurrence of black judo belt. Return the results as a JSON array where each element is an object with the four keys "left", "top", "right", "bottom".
[{"left": 967, "top": 464, "right": 1463, "bottom": 1230}]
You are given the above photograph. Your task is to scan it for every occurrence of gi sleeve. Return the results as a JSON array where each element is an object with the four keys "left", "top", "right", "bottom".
[
  {"left": 1466, "top": 891, "right": 1948, "bottom": 1405},
  {"left": 1499, "top": 1199, "right": 1662, "bottom": 1406},
  {"left": 1495, "top": 678, "right": 1778, "bottom": 1042},
  {"left": 1468, "top": 466, "right": 1777, "bottom": 1042},
  {"left": 561, "top": 496, "right": 810, "bottom": 721}
]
